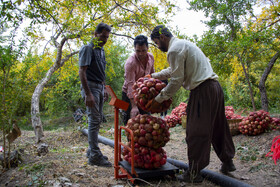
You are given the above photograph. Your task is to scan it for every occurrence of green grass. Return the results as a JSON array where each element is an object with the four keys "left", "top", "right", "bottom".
[
  {"left": 49, "top": 147, "right": 69, "bottom": 154},
  {"left": 22, "top": 163, "right": 48, "bottom": 186},
  {"left": 236, "top": 142, "right": 261, "bottom": 162}
]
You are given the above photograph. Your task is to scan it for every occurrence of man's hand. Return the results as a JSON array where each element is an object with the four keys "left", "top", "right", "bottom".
[
  {"left": 130, "top": 106, "right": 139, "bottom": 118},
  {"left": 85, "top": 94, "right": 95, "bottom": 108},
  {"left": 104, "top": 88, "right": 109, "bottom": 102},
  {"left": 145, "top": 99, "right": 162, "bottom": 113}
]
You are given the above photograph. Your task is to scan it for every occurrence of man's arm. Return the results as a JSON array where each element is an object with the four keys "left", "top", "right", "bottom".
[
  {"left": 130, "top": 98, "right": 139, "bottom": 117},
  {"left": 124, "top": 60, "right": 140, "bottom": 117},
  {"left": 79, "top": 66, "right": 95, "bottom": 108},
  {"left": 151, "top": 67, "right": 172, "bottom": 80},
  {"left": 154, "top": 51, "right": 184, "bottom": 103}
]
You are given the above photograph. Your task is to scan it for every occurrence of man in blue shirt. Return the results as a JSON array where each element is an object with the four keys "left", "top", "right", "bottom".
[{"left": 79, "top": 23, "right": 112, "bottom": 167}]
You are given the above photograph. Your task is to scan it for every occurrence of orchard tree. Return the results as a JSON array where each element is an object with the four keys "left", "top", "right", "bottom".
[
  {"left": 1, "top": 0, "right": 176, "bottom": 143},
  {"left": 221, "top": 0, "right": 280, "bottom": 111},
  {"left": 189, "top": 0, "right": 280, "bottom": 112},
  {"left": 254, "top": 0, "right": 280, "bottom": 111},
  {"left": 188, "top": 0, "right": 258, "bottom": 110},
  {"left": 188, "top": 0, "right": 255, "bottom": 39}
]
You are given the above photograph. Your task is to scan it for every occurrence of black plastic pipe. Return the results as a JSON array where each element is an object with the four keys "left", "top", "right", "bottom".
[
  {"left": 167, "top": 158, "right": 253, "bottom": 187},
  {"left": 82, "top": 129, "right": 116, "bottom": 148},
  {"left": 81, "top": 129, "right": 253, "bottom": 187}
]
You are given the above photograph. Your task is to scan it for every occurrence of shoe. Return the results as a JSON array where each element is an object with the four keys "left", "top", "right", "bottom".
[
  {"left": 177, "top": 170, "right": 203, "bottom": 183},
  {"left": 86, "top": 149, "right": 108, "bottom": 160},
  {"left": 220, "top": 160, "right": 236, "bottom": 173},
  {"left": 88, "top": 156, "right": 112, "bottom": 167}
]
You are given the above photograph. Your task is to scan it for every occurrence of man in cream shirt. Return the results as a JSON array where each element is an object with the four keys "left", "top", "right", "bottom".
[{"left": 147, "top": 25, "right": 236, "bottom": 183}]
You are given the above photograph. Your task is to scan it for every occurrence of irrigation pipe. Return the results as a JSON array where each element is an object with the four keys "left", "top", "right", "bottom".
[{"left": 81, "top": 129, "right": 253, "bottom": 187}]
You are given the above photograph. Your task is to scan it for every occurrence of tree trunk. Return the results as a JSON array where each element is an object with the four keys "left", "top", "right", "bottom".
[
  {"left": 259, "top": 51, "right": 279, "bottom": 112},
  {"left": 31, "top": 37, "right": 65, "bottom": 143},
  {"left": 30, "top": 36, "right": 79, "bottom": 143},
  {"left": 238, "top": 54, "right": 256, "bottom": 111},
  {"left": 31, "top": 64, "right": 59, "bottom": 143}
]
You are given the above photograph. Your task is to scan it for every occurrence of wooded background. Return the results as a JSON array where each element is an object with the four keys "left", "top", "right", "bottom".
[{"left": 0, "top": 0, "right": 279, "bottom": 143}]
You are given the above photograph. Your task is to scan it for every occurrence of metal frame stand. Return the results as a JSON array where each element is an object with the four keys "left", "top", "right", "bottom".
[{"left": 105, "top": 85, "right": 178, "bottom": 184}]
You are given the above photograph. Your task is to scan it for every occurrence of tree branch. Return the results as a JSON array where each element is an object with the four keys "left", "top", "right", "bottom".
[
  {"left": 258, "top": 18, "right": 280, "bottom": 32},
  {"left": 111, "top": 32, "right": 157, "bottom": 47},
  {"left": 111, "top": 32, "right": 135, "bottom": 40},
  {"left": 260, "top": 51, "right": 280, "bottom": 83},
  {"left": 60, "top": 51, "right": 79, "bottom": 67}
]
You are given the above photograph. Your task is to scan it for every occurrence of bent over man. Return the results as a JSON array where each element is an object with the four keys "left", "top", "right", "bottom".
[{"left": 147, "top": 25, "right": 236, "bottom": 183}]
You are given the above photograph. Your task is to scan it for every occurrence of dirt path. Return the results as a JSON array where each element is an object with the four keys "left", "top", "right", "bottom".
[{"left": 0, "top": 124, "right": 279, "bottom": 187}]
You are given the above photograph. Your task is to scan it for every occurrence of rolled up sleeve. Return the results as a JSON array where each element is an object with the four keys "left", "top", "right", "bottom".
[
  {"left": 152, "top": 67, "right": 171, "bottom": 80},
  {"left": 125, "top": 62, "right": 136, "bottom": 99}
]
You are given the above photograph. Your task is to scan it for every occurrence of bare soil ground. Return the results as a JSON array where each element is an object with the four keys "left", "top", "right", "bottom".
[{"left": 0, "top": 119, "right": 279, "bottom": 187}]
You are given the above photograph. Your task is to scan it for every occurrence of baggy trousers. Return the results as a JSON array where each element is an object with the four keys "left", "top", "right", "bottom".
[
  {"left": 82, "top": 81, "right": 104, "bottom": 158},
  {"left": 186, "top": 79, "right": 235, "bottom": 172}
]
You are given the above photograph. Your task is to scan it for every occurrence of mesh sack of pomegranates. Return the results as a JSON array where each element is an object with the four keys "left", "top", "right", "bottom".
[
  {"left": 238, "top": 110, "right": 271, "bottom": 136},
  {"left": 122, "top": 114, "right": 170, "bottom": 169},
  {"left": 165, "top": 114, "right": 180, "bottom": 128},
  {"left": 132, "top": 77, "right": 172, "bottom": 113},
  {"left": 122, "top": 145, "right": 167, "bottom": 169},
  {"left": 125, "top": 114, "right": 170, "bottom": 149}
]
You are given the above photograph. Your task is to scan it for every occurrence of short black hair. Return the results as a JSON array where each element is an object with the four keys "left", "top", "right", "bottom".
[
  {"left": 95, "top": 22, "right": 112, "bottom": 33},
  {"left": 150, "top": 25, "right": 173, "bottom": 40},
  {"left": 134, "top": 35, "right": 148, "bottom": 47}
]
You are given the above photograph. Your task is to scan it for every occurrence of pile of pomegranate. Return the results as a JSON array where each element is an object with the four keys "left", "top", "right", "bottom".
[
  {"left": 170, "top": 102, "right": 187, "bottom": 118},
  {"left": 225, "top": 106, "right": 242, "bottom": 119},
  {"left": 164, "top": 102, "right": 187, "bottom": 128},
  {"left": 164, "top": 114, "right": 180, "bottom": 128},
  {"left": 238, "top": 110, "right": 272, "bottom": 136},
  {"left": 270, "top": 117, "right": 280, "bottom": 131},
  {"left": 132, "top": 77, "right": 172, "bottom": 113},
  {"left": 122, "top": 114, "right": 170, "bottom": 169}
]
